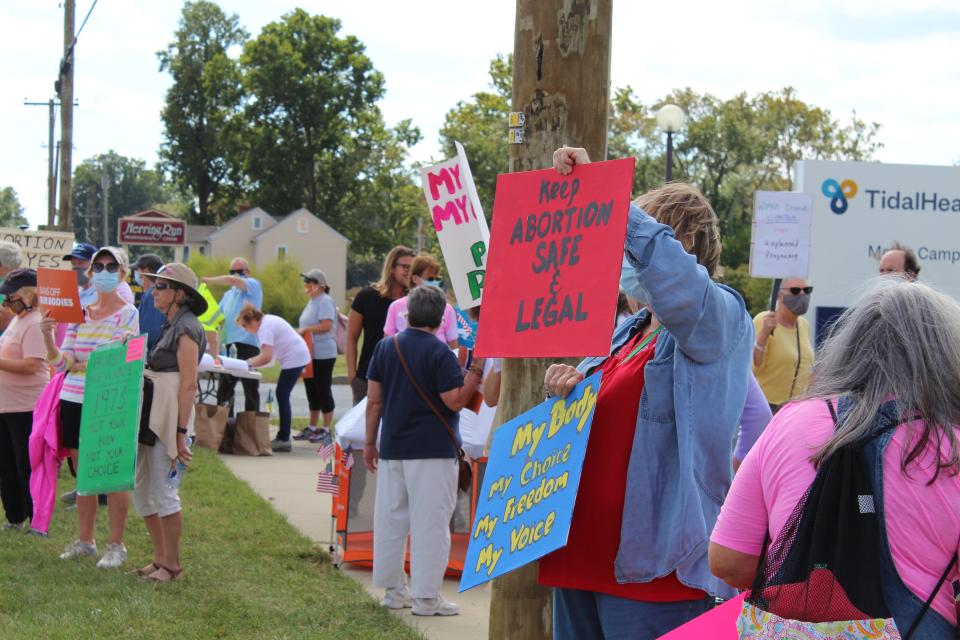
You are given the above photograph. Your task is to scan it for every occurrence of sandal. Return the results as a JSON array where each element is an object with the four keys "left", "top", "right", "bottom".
[
  {"left": 132, "top": 562, "right": 160, "bottom": 577},
  {"left": 143, "top": 565, "right": 183, "bottom": 582}
]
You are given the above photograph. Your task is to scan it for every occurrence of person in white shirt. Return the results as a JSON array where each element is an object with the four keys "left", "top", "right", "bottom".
[{"left": 236, "top": 304, "right": 310, "bottom": 452}]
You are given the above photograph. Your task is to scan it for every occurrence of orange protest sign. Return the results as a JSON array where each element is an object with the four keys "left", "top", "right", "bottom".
[{"left": 37, "top": 268, "right": 84, "bottom": 323}]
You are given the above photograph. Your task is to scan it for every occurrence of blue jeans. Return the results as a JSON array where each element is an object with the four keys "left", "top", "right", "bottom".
[
  {"left": 553, "top": 588, "right": 713, "bottom": 640},
  {"left": 275, "top": 367, "right": 304, "bottom": 441}
]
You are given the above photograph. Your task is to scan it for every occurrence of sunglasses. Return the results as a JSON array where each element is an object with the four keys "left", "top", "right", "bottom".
[
  {"left": 784, "top": 286, "right": 813, "bottom": 295},
  {"left": 230, "top": 269, "right": 246, "bottom": 276},
  {"left": 153, "top": 281, "right": 177, "bottom": 291},
  {"left": 303, "top": 278, "right": 318, "bottom": 285},
  {"left": 91, "top": 262, "right": 120, "bottom": 273}
]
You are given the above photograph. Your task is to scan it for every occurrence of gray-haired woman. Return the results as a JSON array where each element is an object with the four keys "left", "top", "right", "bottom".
[
  {"left": 0, "top": 240, "right": 24, "bottom": 333},
  {"left": 364, "top": 285, "right": 484, "bottom": 617},
  {"left": 134, "top": 263, "right": 207, "bottom": 582},
  {"left": 711, "top": 277, "right": 960, "bottom": 637}
]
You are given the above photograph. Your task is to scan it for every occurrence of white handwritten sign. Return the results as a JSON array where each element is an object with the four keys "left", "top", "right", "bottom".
[
  {"left": 420, "top": 142, "right": 490, "bottom": 309},
  {"left": 749, "top": 191, "right": 813, "bottom": 279},
  {"left": 0, "top": 228, "right": 75, "bottom": 270}
]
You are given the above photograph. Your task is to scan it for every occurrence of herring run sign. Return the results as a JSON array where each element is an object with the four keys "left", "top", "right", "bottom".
[{"left": 117, "top": 210, "right": 186, "bottom": 246}]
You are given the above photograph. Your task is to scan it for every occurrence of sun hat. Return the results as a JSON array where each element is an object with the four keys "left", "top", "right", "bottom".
[{"left": 152, "top": 262, "right": 208, "bottom": 316}]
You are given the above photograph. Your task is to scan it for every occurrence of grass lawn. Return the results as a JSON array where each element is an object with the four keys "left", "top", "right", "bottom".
[{"left": 0, "top": 449, "right": 420, "bottom": 640}]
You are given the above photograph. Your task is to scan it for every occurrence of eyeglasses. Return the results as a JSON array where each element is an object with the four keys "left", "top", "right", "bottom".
[
  {"left": 91, "top": 262, "right": 120, "bottom": 273},
  {"left": 785, "top": 286, "right": 813, "bottom": 295},
  {"left": 393, "top": 263, "right": 412, "bottom": 271},
  {"left": 229, "top": 269, "right": 245, "bottom": 276}
]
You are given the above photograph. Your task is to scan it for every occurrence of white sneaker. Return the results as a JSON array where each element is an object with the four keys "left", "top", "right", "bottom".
[
  {"left": 96, "top": 543, "right": 127, "bottom": 568},
  {"left": 412, "top": 595, "right": 460, "bottom": 616},
  {"left": 380, "top": 586, "right": 413, "bottom": 609},
  {"left": 59, "top": 538, "right": 97, "bottom": 560}
]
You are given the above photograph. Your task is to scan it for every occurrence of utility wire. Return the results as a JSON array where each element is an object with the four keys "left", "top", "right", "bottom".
[{"left": 61, "top": 0, "right": 99, "bottom": 72}]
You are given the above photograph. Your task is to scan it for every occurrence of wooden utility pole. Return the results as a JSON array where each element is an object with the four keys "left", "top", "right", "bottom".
[
  {"left": 23, "top": 98, "right": 60, "bottom": 227},
  {"left": 100, "top": 171, "right": 110, "bottom": 246},
  {"left": 57, "top": 0, "right": 76, "bottom": 231},
  {"left": 488, "top": 1, "right": 613, "bottom": 639}
]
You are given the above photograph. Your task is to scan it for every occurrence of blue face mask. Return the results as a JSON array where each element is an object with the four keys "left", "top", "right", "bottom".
[
  {"left": 134, "top": 272, "right": 144, "bottom": 286},
  {"left": 92, "top": 271, "right": 120, "bottom": 293},
  {"left": 619, "top": 256, "right": 650, "bottom": 306},
  {"left": 423, "top": 279, "right": 443, "bottom": 288}
]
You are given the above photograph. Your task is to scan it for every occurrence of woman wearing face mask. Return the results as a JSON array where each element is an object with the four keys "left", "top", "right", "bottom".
[
  {"left": 383, "top": 255, "right": 460, "bottom": 351},
  {"left": 293, "top": 269, "right": 338, "bottom": 443},
  {"left": 39, "top": 246, "right": 139, "bottom": 568},
  {"left": 0, "top": 269, "right": 50, "bottom": 531},
  {"left": 539, "top": 148, "right": 753, "bottom": 639},
  {"left": 753, "top": 278, "right": 814, "bottom": 413}
]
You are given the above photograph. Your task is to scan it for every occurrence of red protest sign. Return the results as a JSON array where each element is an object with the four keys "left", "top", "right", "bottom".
[
  {"left": 474, "top": 157, "right": 635, "bottom": 357},
  {"left": 37, "top": 268, "right": 84, "bottom": 323}
]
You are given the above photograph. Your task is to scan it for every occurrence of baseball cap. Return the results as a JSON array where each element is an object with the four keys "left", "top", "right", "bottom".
[
  {"left": 131, "top": 253, "right": 164, "bottom": 273},
  {"left": 0, "top": 268, "right": 37, "bottom": 296},
  {"left": 301, "top": 269, "right": 328, "bottom": 287},
  {"left": 62, "top": 242, "right": 97, "bottom": 262}
]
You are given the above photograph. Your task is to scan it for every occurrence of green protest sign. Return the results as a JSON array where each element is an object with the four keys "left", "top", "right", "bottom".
[{"left": 76, "top": 337, "right": 146, "bottom": 496}]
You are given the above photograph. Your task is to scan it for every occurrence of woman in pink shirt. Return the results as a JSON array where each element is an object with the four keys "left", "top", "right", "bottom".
[
  {"left": 383, "top": 255, "right": 459, "bottom": 350},
  {"left": 0, "top": 269, "right": 50, "bottom": 531},
  {"left": 710, "top": 277, "right": 960, "bottom": 637}
]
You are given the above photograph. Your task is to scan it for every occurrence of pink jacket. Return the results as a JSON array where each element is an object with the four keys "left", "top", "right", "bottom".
[{"left": 29, "top": 372, "right": 68, "bottom": 534}]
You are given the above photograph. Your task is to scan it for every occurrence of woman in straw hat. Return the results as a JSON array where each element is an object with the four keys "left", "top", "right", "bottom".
[
  {"left": 134, "top": 262, "right": 207, "bottom": 582},
  {"left": 40, "top": 246, "right": 139, "bottom": 569}
]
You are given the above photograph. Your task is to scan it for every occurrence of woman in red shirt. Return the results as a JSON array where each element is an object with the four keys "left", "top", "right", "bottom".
[{"left": 540, "top": 147, "right": 740, "bottom": 639}]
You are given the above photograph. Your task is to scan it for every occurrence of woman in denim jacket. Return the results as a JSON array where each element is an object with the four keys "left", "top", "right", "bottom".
[{"left": 539, "top": 147, "right": 754, "bottom": 639}]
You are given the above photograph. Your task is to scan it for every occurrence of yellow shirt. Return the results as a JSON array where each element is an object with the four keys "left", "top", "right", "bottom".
[{"left": 752, "top": 313, "right": 814, "bottom": 406}]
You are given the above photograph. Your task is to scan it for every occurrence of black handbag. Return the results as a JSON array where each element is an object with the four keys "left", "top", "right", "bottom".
[{"left": 138, "top": 376, "right": 157, "bottom": 446}]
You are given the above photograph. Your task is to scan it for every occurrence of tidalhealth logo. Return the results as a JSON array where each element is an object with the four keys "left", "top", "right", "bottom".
[{"left": 821, "top": 178, "right": 858, "bottom": 214}]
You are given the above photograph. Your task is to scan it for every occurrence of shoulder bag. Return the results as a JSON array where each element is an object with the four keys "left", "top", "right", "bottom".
[{"left": 392, "top": 335, "right": 472, "bottom": 493}]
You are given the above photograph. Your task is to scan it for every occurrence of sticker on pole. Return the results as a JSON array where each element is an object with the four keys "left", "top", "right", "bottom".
[{"left": 459, "top": 372, "right": 601, "bottom": 591}]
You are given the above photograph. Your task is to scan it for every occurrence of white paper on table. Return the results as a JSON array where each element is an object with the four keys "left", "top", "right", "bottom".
[{"left": 218, "top": 355, "right": 250, "bottom": 371}]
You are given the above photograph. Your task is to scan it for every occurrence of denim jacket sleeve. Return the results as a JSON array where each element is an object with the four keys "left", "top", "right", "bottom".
[{"left": 624, "top": 204, "right": 750, "bottom": 364}]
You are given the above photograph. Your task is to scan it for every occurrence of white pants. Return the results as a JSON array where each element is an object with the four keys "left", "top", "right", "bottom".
[{"left": 373, "top": 458, "right": 458, "bottom": 599}]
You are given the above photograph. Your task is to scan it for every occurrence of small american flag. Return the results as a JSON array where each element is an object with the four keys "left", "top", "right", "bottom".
[
  {"left": 339, "top": 446, "right": 354, "bottom": 471},
  {"left": 316, "top": 471, "right": 339, "bottom": 494},
  {"left": 316, "top": 441, "right": 335, "bottom": 460}
]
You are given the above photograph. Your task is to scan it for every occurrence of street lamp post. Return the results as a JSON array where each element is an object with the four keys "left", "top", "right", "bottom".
[{"left": 656, "top": 104, "right": 685, "bottom": 182}]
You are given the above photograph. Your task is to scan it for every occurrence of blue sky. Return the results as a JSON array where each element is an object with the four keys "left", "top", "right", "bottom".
[{"left": 2, "top": 0, "right": 958, "bottom": 228}]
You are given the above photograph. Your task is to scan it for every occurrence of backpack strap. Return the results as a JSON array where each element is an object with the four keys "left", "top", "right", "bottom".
[{"left": 903, "top": 549, "right": 958, "bottom": 639}]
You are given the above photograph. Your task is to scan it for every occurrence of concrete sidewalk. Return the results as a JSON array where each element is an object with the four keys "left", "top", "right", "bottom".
[{"left": 219, "top": 385, "right": 491, "bottom": 640}]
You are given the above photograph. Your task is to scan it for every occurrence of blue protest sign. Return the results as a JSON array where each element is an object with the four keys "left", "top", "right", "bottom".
[
  {"left": 459, "top": 372, "right": 601, "bottom": 591},
  {"left": 454, "top": 306, "right": 478, "bottom": 349}
]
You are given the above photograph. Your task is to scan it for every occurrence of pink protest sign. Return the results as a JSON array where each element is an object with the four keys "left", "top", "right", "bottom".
[
  {"left": 125, "top": 335, "right": 146, "bottom": 363},
  {"left": 657, "top": 592, "right": 746, "bottom": 639}
]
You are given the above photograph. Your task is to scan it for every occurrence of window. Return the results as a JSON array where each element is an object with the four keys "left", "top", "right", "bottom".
[
  {"left": 276, "top": 245, "right": 288, "bottom": 260},
  {"left": 252, "top": 216, "right": 262, "bottom": 230},
  {"left": 297, "top": 217, "right": 309, "bottom": 234}
]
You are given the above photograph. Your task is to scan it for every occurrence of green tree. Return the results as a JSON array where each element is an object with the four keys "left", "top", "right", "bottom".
[
  {"left": 0, "top": 187, "right": 27, "bottom": 228},
  {"left": 237, "top": 10, "right": 385, "bottom": 227},
  {"left": 158, "top": 0, "right": 247, "bottom": 224},
  {"left": 340, "top": 117, "right": 425, "bottom": 256},
  {"left": 71, "top": 152, "right": 173, "bottom": 245},
  {"left": 438, "top": 54, "right": 512, "bottom": 218}
]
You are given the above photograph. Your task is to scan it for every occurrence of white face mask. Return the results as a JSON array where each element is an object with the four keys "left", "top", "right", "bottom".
[{"left": 619, "top": 256, "right": 650, "bottom": 306}]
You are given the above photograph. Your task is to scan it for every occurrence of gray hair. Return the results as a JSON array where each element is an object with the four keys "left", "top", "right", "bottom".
[
  {"left": 407, "top": 285, "right": 446, "bottom": 329},
  {"left": 0, "top": 241, "right": 23, "bottom": 270},
  {"left": 807, "top": 276, "right": 960, "bottom": 480}
]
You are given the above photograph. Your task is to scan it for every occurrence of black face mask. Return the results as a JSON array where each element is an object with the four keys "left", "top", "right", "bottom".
[{"left": 3, "top": 299, "right": 29, "bottom": 315}]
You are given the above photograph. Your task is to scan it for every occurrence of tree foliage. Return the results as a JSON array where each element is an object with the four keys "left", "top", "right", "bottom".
[
  {"left": 158, "top": 1, "right": 247, "bottom": 224},
  {"left": 0, "top": 187, "right": 27, "bottom": 228},
  {"left": 438, "top": 54, "right": 512, "bottom": 218},
  {"left": 71, "top": 152, "right": 173, "bottom": 245},
  {"left": 237, "top": 10, "right": 385, "bottom": 224}
]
